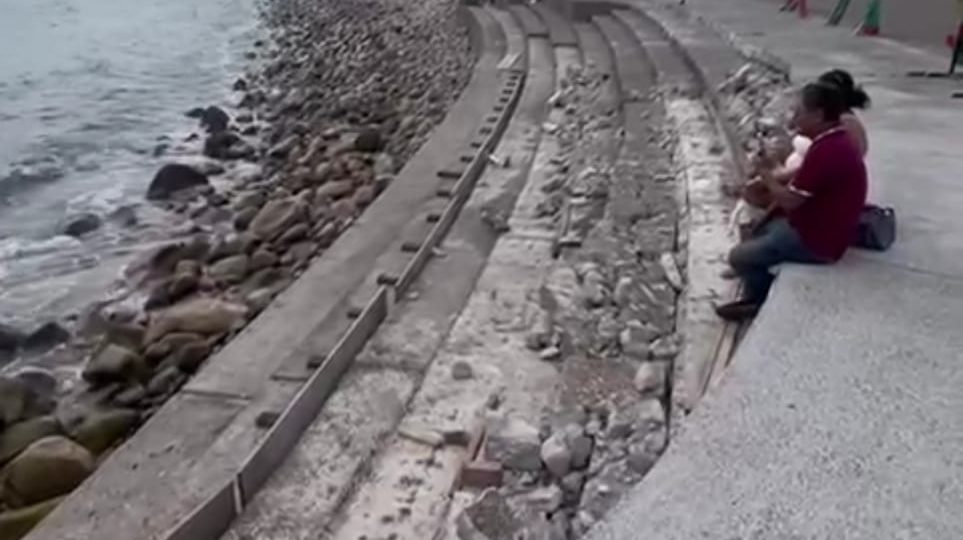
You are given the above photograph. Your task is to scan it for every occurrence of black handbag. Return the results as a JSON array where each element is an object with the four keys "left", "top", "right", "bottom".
[{"left": 853, "top": 204, "right": 896, "bottom": 251}]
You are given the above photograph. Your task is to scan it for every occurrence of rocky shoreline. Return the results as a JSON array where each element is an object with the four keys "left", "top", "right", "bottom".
[{"left": 0, "top": 0, "right": 473, "bottom": 535}]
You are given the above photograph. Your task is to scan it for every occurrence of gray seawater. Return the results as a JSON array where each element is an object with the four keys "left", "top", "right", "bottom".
[{"left": 0, "top": 0, "right": 261, "bottom": 325}]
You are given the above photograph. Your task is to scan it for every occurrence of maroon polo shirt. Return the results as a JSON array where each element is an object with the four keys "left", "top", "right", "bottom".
[{"left": 788, "top": 127, "right": 868, "bottom": 261}]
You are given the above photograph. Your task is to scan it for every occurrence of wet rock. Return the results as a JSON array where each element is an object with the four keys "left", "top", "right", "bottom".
[
  {"left": 70, "top": 408, "right": 139, "bottom": 455},
  {"left": 167, "top": 272, "right": 199, "bottom": 302},
  {"left": 0, "top": 436, "right": 94, "bottom": 508},
  {"left": 314, "top": 179, "right": 354, "bottom": 201},
  {"left": 103, "top": 322, "right": 146, "bottom": 351},
  {"left": 207, "top": 234, "right": 246, "bottom": 263},
  {"left": 185, "top": 107, "right": 206, "bottom": 119},
  {"left": 0, "top": 323, "right": 25, "bottom": 352},
  {"left": 146, "top": 164, "right": 209, "bottom": 200},
  {"left": 173, "top": 341, "right": 211, "bottom": 373},
  {"left": 233, "top": 78, "right": 248, "bottom": 92},
  {"left": 633, "top": 361, "right": 668, "bottom": 397},
  {"left": 278, "top": 223, "right": 309, "bottom": 245},
  {"left": 485, "top": 416, "right": 542, "bottom": 471},
  {"left": 22, "top": 322, "right": 70, "bottom": 352},
  {"left": 145, "top": 236, "right": 211, "bottom": 276},
  {"left": 60, "top": 212, "right": 102, "bottom": 237},
  {"left": 249, "top": 197, "right": 304, "bottom": 240},
  {"left": 0, "top": 416, "right": 61, "bottom": 465},
  {"left": 451, "top": 361, "right": 473, "bottom": 381},
  {"left": 203, "top": 131, "right": 243, "bottom": 160},
  {"left": 82, "top": 344, "right": 149, "bottom": 386},
  {"left": 144, "top": 298, "right": 247, "bottom": 343},
  {"left": 249, "top": 249, "right": 278, "bottom": 272},
  {"left": 353, "top": 129, "right": 384, "bottom": 153},
  {"left": 234, "top": 207, "right": 258, "bottom": 231},
  {"left": 147, "top": 365, "right": 184, "bottom": 397},
  {"left": 200, "top": 106, "right": 230, "bottom": 133},
  {"left": 0, "top": 496, "right": 63, "bottom": 540},
  {"left": 0, "top": 377, "right": 52, "bottom": 428},
  {"left": 143, "top": 332, "right": 203, "bottom": 363},
  {"left": 113, "top": 385, "right": 147, "bottom": 407},
  {"left": 209, "top": 254, "right": 249, "bottom": 284}
]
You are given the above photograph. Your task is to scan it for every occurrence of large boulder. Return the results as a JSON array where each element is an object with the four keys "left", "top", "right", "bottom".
[
  {"left": 0, "top": 378, "right": 52, "bottom": 429},
  {"left": 146, "top": 164, "right": 209, "bottom": 200},
  {"left": 21, "top": 322, "right": 70, "bottom": 352},
  {"left": 0, "top": 416, "right": 61, "bottom": 465},
  {"left": 59, "top": 212, "right": 102, "bottom": 237},
  {"left": 82, "top": 344, "right": 149, "bottom": 386},
  {"left": 0, "top": 497, "right": 64, "bottom": 540},
  {"left": 0, "top": 323, "right": 24, "bottom": 352},
  {"left": 144, "top": 298, "right": 247, "bottom": 344},
  {"left": 70, "top": 408, "right": 139, "bottom": 455},
  {"left": 199, "top": 106, "right": 230, "bottom": 133},
  {"left": 0, "top": 436, "right": 94, "bottom": 508}
]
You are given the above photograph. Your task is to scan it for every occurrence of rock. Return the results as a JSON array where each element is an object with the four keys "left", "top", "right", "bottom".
[
  {"left": 144, "top": 298, "right": 247, "bottom": 343},
  {"left": 234, "top": 207, "right": 258, "bottom": 231},
  {"left": 0, "top": 497, "right": 64, "bottom": 540},
  {"left": 560, "top": 471, "right": 585, "bottom": 503},
  {"left": 619, "top": 320, "right": 659, "bottom": 359},
  {"left": 200, "top": 106, "right": 230, "bottom": 133},
  {"left": 659, "top": 252, "right": 683, "bottom": 291},
  {"left": 173, "top": 341, "right": 211, "bottom": 373},
  {"left": 0, "top": 417, "right": 61, "bottom": 465},
  {"left": 147, "top": 365, "right": 184, "bottom": 397},
  {"left": 209, "top": 254, "right": 249, "bottom": 284},
  {"left": 233, "top": 78, "right": 247, "bottom": 92},
  {"left": 0, "top": 377, "right": 51, "bottom": 428},
  {"left": 245, "top": 288, "right": 274, "bottom": 312},
  {"left": 457, "top": 489, "right": 522, "bottom": 540},
  {"left": 249, "top": 197, "right": 304, "bottom": 240},
  {"left": 193, "top": 160, "right": 225, "bottom": 177},
  {"left": 267, "top": 135, "right": 299, "bottom": 158},
  {"left": 0, "top": 436, "right": 94, "bottom": 508},
  {"left": 314, "top": 179, "right": 354, "bottom": 200},
  {"left": 540, "top": 432, "right": 572, "bottom": 477},
  {"left": 9, "top": 370, "right": 56, "bottom": 411},
  {"left": 538, "top": 346, "right": 562, "bottom": 362},
  {"left": 60, "top": 212, "right": 102, "bottom": 237},
  {"left": 233, "top": 191, "right": 265, "bottom": 213},
  {"left": 282, "top": 241, "right": 315, "bottom": 267},
  {"left": 70, "top": 408, "right": 139, "bottom": 455},
  {"left": 330, "top": 198, "right": 357, "bottom": 220},
  {"left": 203, "top": 131, "right": 242, "bottom": 159},
  {"left": 208, "top": 234, "right": 246, "bottom": 262},
  {"left": 353, "top": 129, "right": 383, "bottom": 153},
  {"left": 451, "top": 361, "right": 473, "bottom": 381},
  {"left": 108, "top": 205, "right": 138, "bottom": 227},
  {"left": 249, "top": 249, "right": 278, "bottom": 271},
  {"left": 103, "top": 322, "right": 146, "bottom": 351},
  {"left": 523, "top": 484, "right": 564, "bottom": 513},
  {"left": 581, "top": 268, "right": 609, "bottom": 308},
  {"left": 278, "top": 223, "right": 309, "bottom": 245},
  {"left": 650, "top": 333, "right": 681, "bottom": 360},
  {"left": 146, "top": 164, "right": 209, "bottom": 200},
  {"left": 185, "top": 107, "right": 206, "bottom": 119},
  {"left": 484, "top": 416, "right": 542, "bottom": 471},
  {"left": 113, "top": 385, "right": 147, "bottom": 407},
  {"left": 144, "top": 236, "right": 210, "bottom": 276},
  {"left": 569, "top": 433, "right": 594, "bottom": 470},
  {"left": 144, "top": 332, "right": 203, "bottom": 363},
  {"left": 167, "top": 272, "right": 199, "bottom": 302},
  {"left": 613, "top": 276, "right": 633, "bottom": 307},
  {"left": 525, "top": 309, "right": 554, "bottom": 351},
  {"left": 22, "top": 322, "right": 70, "bottom": 352},
  {"left": 0, "top": 323, "right": 25, "bottom": 352},
  {"left": 633, "top": 361, "right": 668, "bottom": 396},
  {"left": 82, "top": 344, "right": 149, "bottom": 386}
]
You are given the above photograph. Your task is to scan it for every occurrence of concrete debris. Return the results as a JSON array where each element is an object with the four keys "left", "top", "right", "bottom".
[
  {"left": 540, "top": 432, "right": 573, "bottom": 477},
  {"left": 633, "top": 361, "right": 668, "bottom": 396},
  {"left": 485, "top": 415, "right": 542, "bottom": 471},
  {"left": 451, "top": 360, "right": 474, "bottom": 381}
]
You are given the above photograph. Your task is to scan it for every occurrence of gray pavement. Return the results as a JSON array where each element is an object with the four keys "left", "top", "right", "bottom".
[{"left": 589, "top": 0, "right": 963, "bottom": 537}]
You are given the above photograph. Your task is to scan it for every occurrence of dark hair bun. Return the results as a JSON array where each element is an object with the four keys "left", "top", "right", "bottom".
[{"left": 818, "top": 69, "right": 871, "bottom": 110}]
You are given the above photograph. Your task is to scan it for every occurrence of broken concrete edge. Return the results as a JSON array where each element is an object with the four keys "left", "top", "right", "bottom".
[
  {"left": 161, "top": 287, "right": 390, "bottom": 540},
  {"left": 397, "top": 67, "right": 527, "bottom": 296}
]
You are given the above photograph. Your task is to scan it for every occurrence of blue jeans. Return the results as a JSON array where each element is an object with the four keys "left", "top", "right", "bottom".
[{"left": 729, "top": 218, "right": 827, "bottom": 302}]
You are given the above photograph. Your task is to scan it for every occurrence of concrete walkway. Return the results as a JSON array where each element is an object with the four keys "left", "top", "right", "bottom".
[{"left": 589, "top": 0, "right": 963, "bottom": 538}]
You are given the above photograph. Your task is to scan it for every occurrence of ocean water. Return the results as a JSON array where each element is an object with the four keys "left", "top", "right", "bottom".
[{"left": 0, "top": 0, "right": 261, "bottom": 325}]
